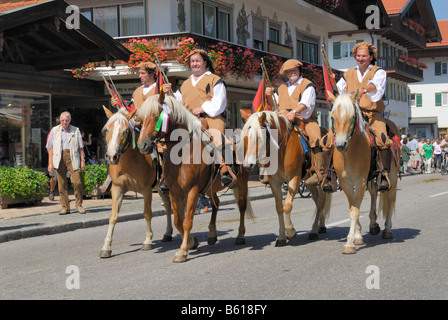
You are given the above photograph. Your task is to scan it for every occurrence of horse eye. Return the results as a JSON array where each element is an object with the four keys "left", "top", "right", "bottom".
[{"left": 102, "top": 128, "right": 108, "bottom": 136}]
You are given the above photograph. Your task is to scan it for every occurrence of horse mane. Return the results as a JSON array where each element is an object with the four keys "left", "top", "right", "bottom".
[
  {"left": 241, "top": 111, "right": 289, "bottom": 138},
  {"left": 330, "top": 93, "right": 368, "bottom": 137},
  {"left": 140, "top": 95, "right": 203, "bottom": 136}
]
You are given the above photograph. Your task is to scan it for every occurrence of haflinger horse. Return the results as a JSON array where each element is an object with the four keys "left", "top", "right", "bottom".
[
  {"left": 99, "top": 106, "right": 173, "bottom": 258},
  {"left": 137, "top": 93, "right": 253, "bottom": 263},
  {"left": 241, "top": 110, "right": 332, "bottom": 246},
  {"left": 328, "top": 91, "right": 399, "bottom": 254}
]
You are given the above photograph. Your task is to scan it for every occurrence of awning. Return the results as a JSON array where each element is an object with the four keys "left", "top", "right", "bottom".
[
  {"left": 0, "top": 0, "right": 130, "bottom": 71},
  {"left": 408, "top": 117, "right": 438, "bottom": 125}
]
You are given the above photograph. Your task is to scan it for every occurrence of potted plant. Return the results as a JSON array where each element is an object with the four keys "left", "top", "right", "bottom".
[
  {"left": 0, "top": 166, "right": 49, "bottom": 208},
  {"left": 232, "top": 47, "right": 260, "bottom": 81},
  {"left": 398, "top": 55, "right": 407, "bottom": 63},
  {"left": 122, "top": 37, "right": 167, "bottom": 70},
  {"left": 80, "top": 163, "right": 108, "bottom": 198},
  {"left": 418, "top": 62, "right": 427, "bottom": 70},
  {"left": 208, "top": 42, "right": 235, "bottom": 79}
]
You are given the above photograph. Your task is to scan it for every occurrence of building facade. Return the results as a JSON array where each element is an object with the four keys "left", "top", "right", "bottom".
[{"left": 408, "top": 20, "right": 448, "bottom": 139}]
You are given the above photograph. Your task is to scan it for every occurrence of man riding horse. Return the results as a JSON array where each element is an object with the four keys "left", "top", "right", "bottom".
[
  {"left": 265, "top": 59, "right": 334, "bottom": 191},
  {"left": 163, "top": 49, "right": 236, "bottom": 187},
  {"left": 336, "top": 42, "right": 392, "bottom": 191}
]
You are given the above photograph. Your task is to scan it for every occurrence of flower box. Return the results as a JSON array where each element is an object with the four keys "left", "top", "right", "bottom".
[{"left": 0, "top": 194, "right": 43, "bottom": 209}]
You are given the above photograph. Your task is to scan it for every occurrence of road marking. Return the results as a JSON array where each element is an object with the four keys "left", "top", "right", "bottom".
[{"left": 428, "top": 191, "right": 448, "bottom": 198}]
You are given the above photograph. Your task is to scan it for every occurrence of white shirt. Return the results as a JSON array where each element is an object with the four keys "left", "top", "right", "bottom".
[
  {"left": 271, "top": 76, "right": 316, "bottom": 119},
  {"left": 142, "top": 82, "right": 156, "bottom": 95},
  {"left": 336, "top": 65, "right": 387, "bottom": 102},
  {"left": 173, "top": 71, "right": 227, "bottom": 117}
]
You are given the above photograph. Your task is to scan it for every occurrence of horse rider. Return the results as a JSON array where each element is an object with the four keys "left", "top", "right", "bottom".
[
  {"left": 163, "top": 49, "right": 235, "bottom": 187},
  {"left": 265, "top": 58, "right": 334, "bottom": 191},
  {"left": 105, "top": 61, "right": 167, "bottom": 192},
  {"left": 336, "top": 42, "right": 391, "bottom": 191}
]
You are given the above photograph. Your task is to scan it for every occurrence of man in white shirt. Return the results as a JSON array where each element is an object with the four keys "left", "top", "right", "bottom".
[{"left": 265, "top": 59, "right": 334, "bottom": 191}]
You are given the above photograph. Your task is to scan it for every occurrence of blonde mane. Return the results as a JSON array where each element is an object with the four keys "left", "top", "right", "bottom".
[
  {"left": 330, "top": 93, "right": 368, "bottom": 138},
  {"left": 241, "top": 111, "right": 289, "bottom": 138},
  {"left": 139, "top": 95, "right": 203, "bottom": 136}
]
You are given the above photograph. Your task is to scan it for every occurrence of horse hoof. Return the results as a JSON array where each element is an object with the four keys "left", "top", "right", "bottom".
[
  {"left": 286, "top": 232, "right": 297, "bottom": 242},
  {"left": 308, "top": 233, "right": 318, "bottom": 240},
  {"left": 141, "top": 243, "right": 153, "bottom": 251},
  {"left": 318, "top": 226, "right": 327, "bottom": 234},
  {"left": 99, "top": 250, "right": 112, "bottom": 258},
  {"left": 207, "top": 236, "right": 218, "bottom": 245},
  {"left": 190, "top": 237, "right": 199, "bottom": 250},
  {"left": 342, "top": 246, "right": 356, "bottom": 254},
  {"left": 382, "top": 230, "right": 393, "bottom": 239},
  {"left": 354, "top": 238, "right": 364, "bottom": 245},
  {"left": 173, "top": 253, "right": 188, "bottom": 263},
  {"left": 275, "top": 238, "right": 287, "bottom": 247},
  {"left": 370, "top": 225, "right": 381, "bottom": 236},
  {"left": 162, "top": 235, "right": 173, "bottom": 242},
  {"left": 235, "top": 237, "right": 245, "bottom": 245}
]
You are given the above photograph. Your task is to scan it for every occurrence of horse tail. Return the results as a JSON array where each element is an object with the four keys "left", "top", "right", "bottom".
[
  {"left": 322, "top": 192, "right": 332, "bottom": 221},
  {"left": 232, "top": 188, "right": 255, "bottom": 221}
]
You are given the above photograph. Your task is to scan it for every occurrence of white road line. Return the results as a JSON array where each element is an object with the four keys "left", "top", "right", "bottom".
[{"left": 428, "top": 191, "right": 448, "bottom": 198}]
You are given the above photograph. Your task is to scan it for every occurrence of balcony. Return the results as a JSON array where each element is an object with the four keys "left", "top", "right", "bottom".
[
  {"left": 374, "top": 16, "right": 426, "bottom": 50},
  {"left": 377, "top": 56, "right": 423, "bottom": 83}
]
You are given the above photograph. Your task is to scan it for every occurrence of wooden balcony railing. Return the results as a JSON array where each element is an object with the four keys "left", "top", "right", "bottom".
[{"left": 377, "top": 56, "right": 423, "bottom": 83}]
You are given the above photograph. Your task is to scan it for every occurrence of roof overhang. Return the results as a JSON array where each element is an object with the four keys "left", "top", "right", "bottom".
[
  {"left": 0, "top": 0, "right": 130, "bottom": 71},
  {"left": 408, "top": 117, "right": 438, "bottom": 125}
]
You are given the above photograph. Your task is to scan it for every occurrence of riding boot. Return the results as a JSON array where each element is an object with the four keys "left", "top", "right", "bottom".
[
  {"left": 322, "top": 151, "right": 336, "bottom": 193},
  {"left": 158, "top": 150, "right": 169, "bottom": 193},
  {"left": 305, "top": 150, "right": 324, "bottom": 187},
  {"left": 378, "top": 148, "right": 391, "bottom": 192}
]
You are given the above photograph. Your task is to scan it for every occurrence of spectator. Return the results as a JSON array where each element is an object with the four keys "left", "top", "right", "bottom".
[
  {"left": 407, "top": 135, "right": 420, "bottom": 170},
  {"left": 46, "top": 111, "right": 86, "bottom": 215},
  {"left": 433, "top": 138, "right": 442, "bottom": 173},
  {"left": 421, "top": 138, "right": 434, "bottom": 174},
  {"left": 400, "top": 137, "right": 410, "bottom": 174}
]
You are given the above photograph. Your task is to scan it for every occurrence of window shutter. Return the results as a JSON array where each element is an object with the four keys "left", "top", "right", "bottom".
[
  {"left": 435, "top": 62, "right": 441, "bottom": 76},
  {"left": 333, "top": 42, "right": 341, "bottom": 59},
  {"left": 416, "top": 94, "right": 422, "bottom": 107},
  {"left": 435, "top": 92, "right": 442, "bottom": 106}
]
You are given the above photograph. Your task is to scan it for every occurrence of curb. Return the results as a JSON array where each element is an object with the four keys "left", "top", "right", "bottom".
[{"left": 0, "top": 188, "right": 275, "bottom": 243}]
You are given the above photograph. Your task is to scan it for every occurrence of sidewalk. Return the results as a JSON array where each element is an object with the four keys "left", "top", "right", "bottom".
[{"left": 0, "top": 180, "right": 274, "bottom": 243}]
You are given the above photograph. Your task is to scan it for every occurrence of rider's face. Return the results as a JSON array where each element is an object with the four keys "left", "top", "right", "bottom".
[
  {"left": 355, "top": 49, "right": 373, "bottom": 70},
  {"left": 285, "top": 67, "right": 301, "bottom": 84}
]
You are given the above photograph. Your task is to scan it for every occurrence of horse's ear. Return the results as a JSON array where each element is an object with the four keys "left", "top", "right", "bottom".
[
  {"left": 240, "top": 109, "right": 250, "bottom": 122},
  {"left": 350, "top": 89, "right": 360, "bottom": 103},
  {"left": 103, "top": 105, "right": 114, "bottom": 119},
  {"left": 126, "top": 109, "right": 137, "bottom": 121},
  {"left": 158, "top": 90, "right": 165, "bottom": 105},
  {"left": 327, "top": 91, "right": 337, "bottom": 104}
]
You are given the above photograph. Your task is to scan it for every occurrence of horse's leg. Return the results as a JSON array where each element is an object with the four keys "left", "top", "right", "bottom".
[
  {"left": 308, "top": 185, "right": 323, "bottom": 240},
  {"left": 367, "top": 181, "right": 380, "bottom": 236},
  {"left": 382, "top": 169, "right": 397, "bottom": 239},
  {"left": 283, "top": 176, "right": 299, "bottom": 241},
  {"left": 234, "top": 180, "right": 249, "bottom": 245},
  {"left": 269, "top": 176, "right": 287, "bottom": 246},
  {"left": 141, "top": 189, "right": 154, "bottom": 251},
  {"left": 159, "top": 190, "right": 173, "bottom": 242},
  {"left": 100, "top": 185, "right": 122, "bottom": 258},
  {"left": 173, "top": 189, "right": 199, "bottom": 263},
  {"left": 342, "top": 181, "right": 366, "bottom": 254},
  {"left": 207, "top": 193, "right": 219, "bottom": 245},
  {"left": 318, "top": 189, "right": 331, "bottom": 233}
]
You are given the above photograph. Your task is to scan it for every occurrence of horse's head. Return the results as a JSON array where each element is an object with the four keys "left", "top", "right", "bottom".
[
  {"left": 101, "top": 106, "right": 136, "bottom": 164},
  {"left": 329, "top": 90, "right": 360, "bottom": 153},
  {"left": 241, "top": 111, "right": 285, "bottom": 172}
]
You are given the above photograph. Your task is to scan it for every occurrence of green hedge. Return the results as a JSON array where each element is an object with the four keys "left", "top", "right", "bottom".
[
  {"left": 0, "top": 166, "right": 49, "bottom": 200},
  {"left": 80, "top": 163, "right": 108, "bottom": 196}
]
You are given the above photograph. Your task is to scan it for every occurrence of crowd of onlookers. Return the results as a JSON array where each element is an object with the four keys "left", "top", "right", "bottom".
[{"left": 400, "top": 134, "right": 448, "bottom": 174}]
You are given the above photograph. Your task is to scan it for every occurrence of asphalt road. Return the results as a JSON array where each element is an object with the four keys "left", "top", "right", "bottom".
[{"left": 1, "top": 173, "right": 447, "bottom": 303}]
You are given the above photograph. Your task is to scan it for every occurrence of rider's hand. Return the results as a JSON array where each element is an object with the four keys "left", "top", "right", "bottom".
[
  {"left": 162, "top": 84, "right": 172, "bottom": 94},
  {"left": 265, "top": 87, "right": 275, "bottom": 96}
]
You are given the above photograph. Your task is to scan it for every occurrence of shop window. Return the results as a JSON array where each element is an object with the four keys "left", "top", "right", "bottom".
[{"left": 0, "top": 91, "right": 51, "bottom": 168}]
